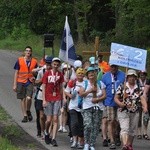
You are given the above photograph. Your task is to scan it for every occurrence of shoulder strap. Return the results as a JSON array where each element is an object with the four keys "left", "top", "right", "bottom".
[
  {"left": 43, "top": 68, "right": 46, "bottom": 74},
  {"left": 97, "top": 80, "right": 101, "bottom": 89},
  {"left": 84, "top": 80, "right": 88, "bottom": 90},
  {"left": 84, "top": 80, "right": 101, "bottom": 90}
]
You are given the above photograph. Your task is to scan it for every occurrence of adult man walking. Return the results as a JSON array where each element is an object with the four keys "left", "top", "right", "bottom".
[
  {"left": 42, "top": 57, "right": 64, "bottom": 146},
  {"left": 13, "top": 46, "right": 38, "bottom": 123},
  {"left": 102, "top": 64, "right": 125, "bottom": 149}
]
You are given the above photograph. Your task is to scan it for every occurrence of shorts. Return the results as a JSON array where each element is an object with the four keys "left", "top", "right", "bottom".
[
  {"left": 35, "top": 99, "right": 43, "bottom": 111},
  {"left": 118, "top": 110, "right": 139, "bottom": 136},
  {"left": 44, "top": 100, "right": 61, "bottom": 116},
  {"left": 17, "top": 83, "right": 33, "bottom": 99},
  {"left": 102, "top": 107, "right": 107, "bottom": 118},
  {"left": 106, "top": 106, "right": 117, "bottom": 121}
]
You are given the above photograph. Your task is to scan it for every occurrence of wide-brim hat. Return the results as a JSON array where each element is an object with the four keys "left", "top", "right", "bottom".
[{"left": 127, "top": 69, "right": 137, "bottom": 77}]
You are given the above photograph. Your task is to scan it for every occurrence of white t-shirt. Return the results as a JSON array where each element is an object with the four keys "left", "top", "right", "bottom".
[
  {"left": 82, "top": 80, "right": 106, "bottom": 110},
  {"left": 65, "top": 80, "right": 85, "bottom": 112},
  {"left": 36, "top": 67, "right": 46, "bottom": 100}
]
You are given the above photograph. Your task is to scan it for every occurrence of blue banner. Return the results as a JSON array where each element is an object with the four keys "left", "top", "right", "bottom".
[{"left": 109, "top": 43, "right": 147, "bottom": 71}]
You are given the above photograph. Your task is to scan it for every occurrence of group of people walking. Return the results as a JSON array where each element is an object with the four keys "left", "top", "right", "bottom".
[{"left": 13, "top": 46, "right": 150, "bottom": 150}]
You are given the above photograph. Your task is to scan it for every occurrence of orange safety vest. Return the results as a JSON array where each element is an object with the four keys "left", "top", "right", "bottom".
[{"left": 17, "top": 57, "right": 37, "bottom": 83}]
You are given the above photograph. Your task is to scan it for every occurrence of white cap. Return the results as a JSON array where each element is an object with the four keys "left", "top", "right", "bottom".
[
  {"left": 127, "top": 69, "right": 137, "bottom": 76},
  {"left": 89, "top": 57, "right": 95, "bottom": 65},
  {"left": 52, "top": 57, "right": 61, "bottom": 62},
  {"left": 73, "top": 60, "right": 82, "bottom": 69}
]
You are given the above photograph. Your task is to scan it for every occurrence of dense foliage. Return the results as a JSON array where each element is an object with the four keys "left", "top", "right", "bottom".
[{"left": 0, "top": 0, "right": 149, "bottom": 48}]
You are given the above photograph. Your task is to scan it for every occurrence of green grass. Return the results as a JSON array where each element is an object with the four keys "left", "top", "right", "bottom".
[
  {"left": 0, "top": 106, "right": 22, "bottom": 150},
  {"left": 0, "top": 136, "right": 21, "bottom": 150},
  {"left": 0, "top": 35, "right": 97, "bottom": 60}
]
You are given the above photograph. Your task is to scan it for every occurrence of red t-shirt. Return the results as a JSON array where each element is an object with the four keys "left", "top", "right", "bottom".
[{"left": 42, "top": 69, "right": 64, "bottom": 101}]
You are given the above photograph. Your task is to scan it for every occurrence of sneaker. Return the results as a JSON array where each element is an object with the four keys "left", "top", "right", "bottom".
[
  {"left": 70, "top": 137, "right": 73, "bottom": 143},
  {"left": 22, "top": 116, "right": 28, "bottom": 123},
  {"left": 109, "top": 143, "right": 116, "bottom": 149},
  {"left": 83, "top": 144, "right": 89, "bottom": 150},
  {"left": 90, "top": 146, "right": 95, "bottom": 150},
  {"left": 62, "top": 127, "right": 67, "bottom": 133},
  {"left": 103, "top": 139, "right": 108, "bottom": 147},
  {"left": 115, "top": 138, "right": 121, "bottom": 146},
  {"left": 27, "top": 111, "right": 33, "bottom": 121},
  {"left": 58, "top": 126, "right": 63, "bottom": 132},
  {"left": 71, "top": 141, "right": 77, "bottom": 148},
  {"left": 51, "top": 139, "right": 58, "bottom": 147},
  {"left": 45, "top": 134, "right": 51, "bottom": 144},
  {"left": 77, "top": 143, "right": 84, "bottom": 149}
]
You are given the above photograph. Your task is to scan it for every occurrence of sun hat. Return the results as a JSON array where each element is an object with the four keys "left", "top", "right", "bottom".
[
  {"left": 127, "top": 69, "right": 137, "bottom": 77},
  {"left": 73, "top": 60, "right": 82, "bottom": 69},
  {"left": 76, "top": 68, "right": 85, "bottom": 75}
]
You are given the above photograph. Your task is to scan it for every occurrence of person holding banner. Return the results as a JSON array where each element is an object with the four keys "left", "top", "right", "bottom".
[
  {"left": 101, "top": 64, "right": 125, "bottom": 149},
  {"left": 114, "top": 69, "right": 148, "bottom": 150}
]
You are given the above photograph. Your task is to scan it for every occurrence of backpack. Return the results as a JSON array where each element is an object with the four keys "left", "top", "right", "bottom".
[{"left": 78, "top": 80, "right": 101, "bottom": 109}]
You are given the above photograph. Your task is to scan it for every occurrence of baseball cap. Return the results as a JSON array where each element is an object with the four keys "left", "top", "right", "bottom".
[
  {"left": 89, "top": 57, "right": 95, "bottom": 65},
  {"left": 63, "top": 64, "right": 71, "bottom": 69},
  {"left": 52, "top": 57, "right": 61, "bottom": 62},
  {"left": 73, "top": 60, "right": 82, "bottom": 69},
  {"left": 45, "top": 56, "right": 53, "bottom": 63},
  {"left": 127, "top": 69, "right": 137, "bottom": 76},
  {"left": 86, "top": 67, "right": 95, "bottom": 74}
]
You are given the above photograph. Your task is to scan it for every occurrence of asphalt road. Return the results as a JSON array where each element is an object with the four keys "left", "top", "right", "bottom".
[{"left": 0, "top": 49, "right": 149, "bottom": 150}]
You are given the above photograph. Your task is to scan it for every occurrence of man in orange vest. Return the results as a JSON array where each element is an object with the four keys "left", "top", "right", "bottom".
[{"left": 13, "top": 46, "right": 38, "bottom": 123}]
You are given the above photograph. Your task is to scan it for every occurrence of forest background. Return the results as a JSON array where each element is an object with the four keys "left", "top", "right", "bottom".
[{"left": 0, "top": 0, "right": 149, "bottom": 64}]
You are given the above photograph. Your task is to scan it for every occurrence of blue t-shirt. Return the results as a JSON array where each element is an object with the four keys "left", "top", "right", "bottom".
[{"left": 102, "top": 70, "right": 125, "bottom": 107}]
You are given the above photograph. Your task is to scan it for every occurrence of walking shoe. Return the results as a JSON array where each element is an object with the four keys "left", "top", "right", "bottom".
[
  {"left": 127, "top": 145, "right": 133, "bottom": 150},
  {"left": 45, "top": 134, "right": 51, "bottom": 144},
  {"left": 58, "top": 126, "right": 63, "bottom": 132},
  {"left": 70, "top": 137, "right": 73, "bottom": 143},
  {"left": 115, "top": 138, "right": 121, "bottom": 146},
  {"left": 77, "top": 143, "right": 84, "bottom": 149},
  {"left": 22, "top": 116, "right": 28, "bottom": 123},
  {"left": 27, "top": 111, "right": 33, "bottom": 121},
  {"left": 71, "top": 141, "right": 77, "bottom": 148},
  {"left": 51, "top": 139, "right": 58, "bottom": 147},
  {"left": 121, "top": 145, "right": 128, "bottom": 150},
  {"left": 83, "top": 144, "right": 89, "bottom": 150},
  {"left": 103, "top": 139, "right": 108, "bottom": 147},
  {"left": 62, "top": 127, "right": 67, "bottom": 133},
  {"left": 90, "top": 146, "right": 95, "bottom": 150},
  {"left": 109, "top": 143, "right": 116, "bottom": 149}
]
